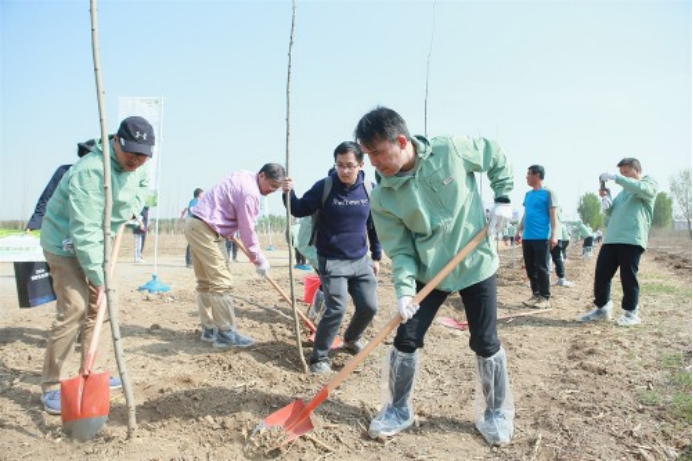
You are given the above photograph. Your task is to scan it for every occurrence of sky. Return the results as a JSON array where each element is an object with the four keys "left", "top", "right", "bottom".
[{"left": 1, "top": 0, "right": 691, "bottom": 224}]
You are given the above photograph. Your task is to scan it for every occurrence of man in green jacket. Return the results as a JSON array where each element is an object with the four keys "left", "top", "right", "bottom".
[
  {"left": 355, "top": 107, "right": 515, "bottom": 446},
  {"left": 39, "top": 116, "right": 153, "bottom": 415},
  {"left": 578, "top": 158, "right": 657, "bottom": 326}
]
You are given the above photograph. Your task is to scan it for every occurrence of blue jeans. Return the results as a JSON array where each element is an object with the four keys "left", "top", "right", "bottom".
[
  {"left": 312, "top": 254, "right": 378, "bottom": 364},
  {"left": 394, "top": 275, "right": 500, "bottom": 358},
  {"left": 522, "top": 239, "right": 551, "bottom": 299}
]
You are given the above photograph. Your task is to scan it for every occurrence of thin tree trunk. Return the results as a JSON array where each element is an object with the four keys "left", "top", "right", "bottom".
[
  {"left": 424, "top": 0, "right": 436, "bottom": 137},
  {"left": 285, "top": 0, "right": 308, "bottom": 373},
  {"left": 89, "top": 0, "right": 137, "bottom": 438}
]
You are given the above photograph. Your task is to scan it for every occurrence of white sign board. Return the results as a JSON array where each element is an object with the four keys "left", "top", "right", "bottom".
[{"left": 0, "top": 235, "right": 45, "bottom": 262}]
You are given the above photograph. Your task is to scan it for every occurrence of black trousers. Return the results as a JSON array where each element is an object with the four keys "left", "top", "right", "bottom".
[
  {"left": 593, "top": 243, "right": 645, "bottom": 311},
  {"left": 394, "top": 275, "right": 500, "bottom": 358},
  {"left": 522, "top": 239, "right": 551, "bottom": 299},
  {"left": 550, "top": 240, "right": 569, "bottom": 278}
]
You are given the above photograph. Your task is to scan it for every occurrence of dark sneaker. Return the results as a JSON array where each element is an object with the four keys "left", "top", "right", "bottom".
[
  {"left": 41, "top": 390, "right": 61, "bottom": 415},
  {"left": 342, "top": 338, "right": 366, "bottom": 354},
  {"left": 522, "top": 295, "right": 539, "bottom": 307},
  {"left": 533, "top": 297, "right": 551, "bottom": 309}
]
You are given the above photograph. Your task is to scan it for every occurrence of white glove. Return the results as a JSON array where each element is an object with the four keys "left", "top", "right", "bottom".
[
  {"left": 601, "top": 196, "right": 613, "bottom": 211},
  {"left": 487, "top": 203, "right": 513, "bottom": 237},
  {"left": 256, "top": 260, "right": 270, "bottom": 277},
  {"left": 599, "top": 172, "right": 617, "bottom": 182},
  {"left": 396, "top": 296, "right": 420, "bottom": 324}
]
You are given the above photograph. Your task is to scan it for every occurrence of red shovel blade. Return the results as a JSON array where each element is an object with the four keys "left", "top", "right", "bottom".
[
  {"left": 308, "top": 332, "right": 343, "bottom": 349},
  {"left": 437, "top": 317, "right": 469, "bottom": 331},
  {"left": 61, "top": 371, "right": 110, "bottom": 441},
  {"left": 260, "top": 388, "right": 330, "bottom": 445},
  {"left": 264, "top": 398, "right": 309, "bottom": 428}
]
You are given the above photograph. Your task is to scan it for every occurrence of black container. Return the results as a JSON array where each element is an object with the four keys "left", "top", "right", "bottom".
[{"left": 14, "top": 261, "right": 56, "bottom": 308}]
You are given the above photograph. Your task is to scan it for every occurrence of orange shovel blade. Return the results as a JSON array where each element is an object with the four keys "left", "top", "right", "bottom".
[
  {"left": 308, "top": 332, "right": 343, "bottom": 350},
  {"left": 61, "top": 371, "right": 110, "bottom": 441},
  {"left": 261, "top": 398, "right": 315, "bottom": 444},
  {"left": 264, "top": 398, "right": 310, "bottom": 429}
]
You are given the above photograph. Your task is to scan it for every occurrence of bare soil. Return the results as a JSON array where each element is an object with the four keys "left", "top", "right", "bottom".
[{"left": 1, "top": 233, "right": 690, "bottom": 460}]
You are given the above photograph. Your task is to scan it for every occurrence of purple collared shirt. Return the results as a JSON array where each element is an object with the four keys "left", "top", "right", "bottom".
[{"left": 191, "top": 171, "right": 266, "bottom": 265}]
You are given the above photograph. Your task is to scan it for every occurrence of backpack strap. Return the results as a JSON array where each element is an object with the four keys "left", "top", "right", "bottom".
[{"left": 309, "top": 176, "right": 333, "bottom": 246}]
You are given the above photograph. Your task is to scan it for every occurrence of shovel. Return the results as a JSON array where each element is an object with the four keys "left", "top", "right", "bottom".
[
  {"left": 231, "top": 237, "right": 342, "bottom": 348},
  {"left": 61, "top": 224, "right": 125, "bottom": 441},
  {"left": 258, "top": 226, "right": 489, "bottom": 444},
  {"left": 438, "top": 308, "right": 553, "bottom": 330}
]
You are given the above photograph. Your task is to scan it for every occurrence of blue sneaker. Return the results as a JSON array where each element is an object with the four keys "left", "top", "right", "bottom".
[
  {"left": 41, "top": 390, "right": 61, "bottom": 415},
  {"left": 213, "top": 329, "right": 255, "bottom": 349},
  {"left": 109, "top": 376, "right": 122, "bottom": 390}
]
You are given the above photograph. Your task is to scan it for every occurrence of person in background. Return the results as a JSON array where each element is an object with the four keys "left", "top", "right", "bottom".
[
  {"left": 224, "top": 231, "right": 240, "bottom": 264},
  {"left": 281, "top": 141, "right": 381, "bottom": 374},
  {"left": 38, "top": 116, "right": 153, "bottom": 415},
  {"left": 578, "top": 158, "right": 657, "bottom": 326},
  {"left": 287, "top": 220, "right": 310, "bottom": 270},
  {"left": 516, "top": 165, "right": 559, "bottom": 309},
  {"left": 180, "top": 188, "right": 203, "bottom": 267},
  {"left": 575, "top": 221, "right": 594, "bottom": 258},
  {"left": 184, "top": 164, "right": 285, "bottom": 348},
  {"left": 550, "top": 207, "right": 574, "bottom": 287},
  {"left": 354, "top": 106, "right": 515, "bottom": 446},
  {"left": 25, "top": 140, "right": 96, "bottom": 232},
  {"left": 133, "top": 206, "right": 149, "bottom": 263}
]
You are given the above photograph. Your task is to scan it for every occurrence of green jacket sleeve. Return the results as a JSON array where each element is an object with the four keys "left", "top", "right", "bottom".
[
  {"left": 68, "top": 165, "right": 107, "bottom": 287},
  {"left": 458, "top": 137, "right": 514, "bottom": 201},
  {"left": 615, "top": 174, "right": 657, "bottom": 201}
]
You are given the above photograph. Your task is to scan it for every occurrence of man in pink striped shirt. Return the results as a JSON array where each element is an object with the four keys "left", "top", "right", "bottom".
[{"left": 185, "top": 163, "right": 285, "bottom": 348}]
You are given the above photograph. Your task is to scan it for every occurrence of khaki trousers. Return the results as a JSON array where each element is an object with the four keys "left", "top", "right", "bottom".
[
  {"left": 42, "top": 252, "right": 113, "bottom": 392},
  {"left": 184, "top": 218, "right": 237, "bottom": 330}
]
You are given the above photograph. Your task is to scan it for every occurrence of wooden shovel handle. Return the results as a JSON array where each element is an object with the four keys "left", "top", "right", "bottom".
[
  {"left": 231, "top": 236, "right": 318, "bottom": 333},
  {"left": 82, "top": 223, "right": 125, "bottom": 375},
  {"left": 324, "top": 225, "right": 489, "bottom": 394}
]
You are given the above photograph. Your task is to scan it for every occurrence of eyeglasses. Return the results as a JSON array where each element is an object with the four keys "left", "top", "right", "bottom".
[{"left": 335, "top": 163, "right": 360, "bottom": 171}]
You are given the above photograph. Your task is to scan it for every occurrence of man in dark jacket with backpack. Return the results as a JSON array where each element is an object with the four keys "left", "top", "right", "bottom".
[{"left": 282, "top": 141, "right": 382, "bottom": 374}]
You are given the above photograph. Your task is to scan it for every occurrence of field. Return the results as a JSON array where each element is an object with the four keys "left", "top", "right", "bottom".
[{"left": 1, "top": 231, "right": 690, "bottom": 460}]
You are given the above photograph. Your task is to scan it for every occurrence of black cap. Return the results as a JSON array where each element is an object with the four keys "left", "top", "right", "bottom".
[{"left": 117, "top": 116, "right": 155, "bottom": 156}]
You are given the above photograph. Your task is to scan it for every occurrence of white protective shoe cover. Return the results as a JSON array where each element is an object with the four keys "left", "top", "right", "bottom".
[
  {"left": 577, "top": 301, "right": 613, "bottom": 322},
  {"left": 474, "top": 348, "right": 515, "bottom": 446},
  {"left": 368, "top": 347, "right": 418, "bottom": 438},
  {"left": 617, "top": 306, "right": 642, "bottom": 326}
]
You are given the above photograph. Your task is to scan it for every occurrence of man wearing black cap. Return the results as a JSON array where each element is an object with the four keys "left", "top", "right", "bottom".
[{"left": 38, "top": 116, "right": 154, "bottom": 415}]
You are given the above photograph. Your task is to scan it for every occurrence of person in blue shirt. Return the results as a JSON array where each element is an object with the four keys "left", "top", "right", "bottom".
[
  {"left": 281, "top": 141, "right": 382, "bottom": 374},
  {"left": 516, "top": 165, "right": 558, "bottom": 309}
]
